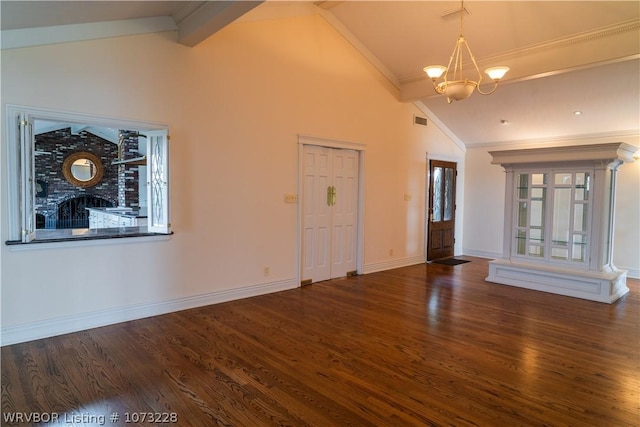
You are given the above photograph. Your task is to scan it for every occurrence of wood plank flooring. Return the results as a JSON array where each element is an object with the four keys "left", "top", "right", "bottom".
[{"left": 2, "top": 257, "right": 639, "bottom": 426}]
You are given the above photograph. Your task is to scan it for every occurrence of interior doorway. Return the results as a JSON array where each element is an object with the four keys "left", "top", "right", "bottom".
[
  {"left": 427, "top": 159, "right": 457, "bottom": 260},
  {"left": 301, "top": 144, "right": 360, "bottom": 283}
]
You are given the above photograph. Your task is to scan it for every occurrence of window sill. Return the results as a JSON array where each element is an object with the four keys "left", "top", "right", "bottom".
[{"left": 6, "top": 227, "right": 172, "bottom": 250}]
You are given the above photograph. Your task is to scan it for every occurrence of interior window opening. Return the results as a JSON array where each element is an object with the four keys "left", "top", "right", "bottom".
[{"left": 5, "top": 105, "right": 170, "bottom": 245}]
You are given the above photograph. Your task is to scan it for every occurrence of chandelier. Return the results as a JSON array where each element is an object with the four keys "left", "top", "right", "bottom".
[{"left": 423, "top": 0, "right": 509, "bottom": 103}]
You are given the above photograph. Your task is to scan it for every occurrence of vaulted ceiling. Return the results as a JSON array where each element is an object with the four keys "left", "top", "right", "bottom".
[{"left": 2, "top": 1, "right": 639, "bottom": 148}]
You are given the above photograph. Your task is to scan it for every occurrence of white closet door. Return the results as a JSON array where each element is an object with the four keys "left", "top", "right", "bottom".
[
  {"left": 330, "top": 149, "right": 358, "bottom": 278},
  {"left": 302, "top": 146, "right": 332, "bottom": 283},
  {"left": 302, "top": 145, "right": 359, "bottom": 283}
]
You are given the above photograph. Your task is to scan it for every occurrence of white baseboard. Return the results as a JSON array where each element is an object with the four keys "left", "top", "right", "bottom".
[
  {"left": 462, "top": 248, "right": 501, "bottom": 260},
  {"left": 623, "top": 267, "right": 640, "bottom": 280},
  {"left": 1, "top": 278, "right": 298, "bottom": 347},
  {"left": 5, "top": 256, "right": 633, "bottom": 347},
  {"left": 463, "top": 249, "right": 640, "bottom": 279},
  {"left": 362, "top": 255, "right": 425, "bottom": 274}
]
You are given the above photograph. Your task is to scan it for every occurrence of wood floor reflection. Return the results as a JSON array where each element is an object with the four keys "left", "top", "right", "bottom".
[{"left": 2, "top": 257, "right": 638, "bottom": 426}]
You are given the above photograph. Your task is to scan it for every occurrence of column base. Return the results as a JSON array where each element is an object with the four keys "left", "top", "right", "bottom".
[{"left": 486, "top": 259, "right": 629, "bottom": 303}]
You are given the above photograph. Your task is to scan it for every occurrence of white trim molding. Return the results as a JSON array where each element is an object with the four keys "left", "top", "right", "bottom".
[
  {"left": 1, "top": 17, "right": 177, "bottom": 50},
  {"left": 316, "top": 7, "right": 400, "bottom": 90},
  {"left": 463, "top": 249, "right": 501, "bottom": 260},
  {"left": 298, "top": 134, "right": 366, "bottom": 151},
  {"left": 623, "top": 267, "right": 640, "bottom": 280},
  {"left": 1, "top": 278, "right": 298, "bottom": 346},
  {"left": 362, "top": 255, "right": 425, "bottom": 275},
  {"left": 297, "top": 134, "right": 367, "bottom": 283}
]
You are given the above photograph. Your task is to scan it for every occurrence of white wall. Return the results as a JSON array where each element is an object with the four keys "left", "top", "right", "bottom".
[
  {"left": 462, "top": 148, "right": 506, "bottom": 259},
  {"left": 463, "top": 137, "right": 640, "bottom": 277},
  {"left": 1, "top": 14, "right": 464, "bottom": 344}
]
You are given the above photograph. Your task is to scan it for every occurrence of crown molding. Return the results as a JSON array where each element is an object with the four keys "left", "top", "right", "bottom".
[
  {"left": 317, "top": 7, "right": 400, "bottom": 89},
  {"left": 478, "top": 19, "right": 640, "bottom": 71},
  {"left": 1, "top": 16, "right": 178, "bottom": 50},
  {"left": 400, "top": 19, "right": 640, "bottom": 85},
  {"left": 489, "top": 142, "right": 637, "bottom": 165},
  {"left": 236, "top": 2, "right": 400, "bottom": 88},
  {"left": 468, "top": 130, "right": 640, "bottom": 150}
]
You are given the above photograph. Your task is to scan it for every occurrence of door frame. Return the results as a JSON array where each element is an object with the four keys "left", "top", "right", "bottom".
[
  {"left": 298, "top": 134, "right": 366, "bottom": 285},
  {"left": 425, "top": 153, "right": 461, "bottom": 262}
]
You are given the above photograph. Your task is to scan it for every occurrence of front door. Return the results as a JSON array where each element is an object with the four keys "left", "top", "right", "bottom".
[
  {"left": 302, "top": 145, "right": 359, "bottom": 283},
  {"left": 427, "top": 160, "right": 457, "bottom": 260}
]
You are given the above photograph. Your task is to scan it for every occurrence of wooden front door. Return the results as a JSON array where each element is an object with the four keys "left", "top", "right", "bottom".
[{"left": 427, "top": 160, "right": 457, "bottom": 260}]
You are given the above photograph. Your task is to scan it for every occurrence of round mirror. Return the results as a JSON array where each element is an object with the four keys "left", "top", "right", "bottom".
[
  {"left": 70, "top": 158, "right": 97, "bottom": 182},
  {"left": 62, "top": 151, "right": 104, "bottom": 188}
]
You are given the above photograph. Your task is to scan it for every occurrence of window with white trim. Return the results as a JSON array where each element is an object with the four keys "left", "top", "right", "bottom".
[{"left": 6, "top": 105, "right": 170, "bottom": 244}]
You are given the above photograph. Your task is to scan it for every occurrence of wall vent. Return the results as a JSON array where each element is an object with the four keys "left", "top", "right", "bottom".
[{"left": 414, "top": 115, "right": 428, "bottom": 126}]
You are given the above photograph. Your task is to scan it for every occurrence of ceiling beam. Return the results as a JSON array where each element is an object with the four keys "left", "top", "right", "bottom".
[
  {"left": 175, "top": 1, "right": 264, "bottom": 47},
  {"left": 400, "top": 19, "right": 640, "bottom": 102}
]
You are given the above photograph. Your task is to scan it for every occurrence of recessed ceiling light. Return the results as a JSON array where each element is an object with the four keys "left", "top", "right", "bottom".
[
  {"left": 500, "top": 119, "right": 510, "bottom": 125},
  {"left": 573, "top": 111, "right": 583, "bottom": 115}
]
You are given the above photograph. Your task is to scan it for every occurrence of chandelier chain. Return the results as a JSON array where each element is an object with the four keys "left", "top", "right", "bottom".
[{"left": 459, "top": 0, "right": 464, "bottom": 36}]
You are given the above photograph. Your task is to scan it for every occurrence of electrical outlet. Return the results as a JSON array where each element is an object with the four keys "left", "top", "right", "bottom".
[
  {"left": 389, "top": 249, "right": 394, "bottom": 256},
  {"left": 404, "top": 193, "right": 412, "bottom": 201},
  {"left": 263, "top": 266, "right": 270, "bottom": 276}
]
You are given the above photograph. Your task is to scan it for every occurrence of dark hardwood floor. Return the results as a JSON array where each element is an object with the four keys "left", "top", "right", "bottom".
[{"left": 2, "top": 257, "right": 639, "bottom": 426}]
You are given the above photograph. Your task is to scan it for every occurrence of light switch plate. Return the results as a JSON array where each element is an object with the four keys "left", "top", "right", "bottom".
[{"left": 284, "top": 193, "right": 298, "bottom": 203}]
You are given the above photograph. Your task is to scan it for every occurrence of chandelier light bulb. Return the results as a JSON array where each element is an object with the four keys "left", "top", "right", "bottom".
[
  {"left": 424, "top": 65, "right": 447, "bottom": 80},
  {"left": 485, "top": 66, "right": 510, "bottom": 81}
]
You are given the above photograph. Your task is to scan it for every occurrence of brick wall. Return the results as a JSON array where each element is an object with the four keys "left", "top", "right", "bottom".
[
  {"left": 118, "top": 131, "right": 142, "bottom": 208},
  {"left": 35, "top": 127, "right": 142, "bottom": 228}
]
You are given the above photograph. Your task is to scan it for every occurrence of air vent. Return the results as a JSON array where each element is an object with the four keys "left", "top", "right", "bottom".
[{"left": 414, "top": 116, "right": 428, "bottom": 126}]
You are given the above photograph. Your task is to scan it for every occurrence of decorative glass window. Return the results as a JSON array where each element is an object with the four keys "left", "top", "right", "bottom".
[{"left": 512, "top": 169, "right": 591, "bottom": 265}]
